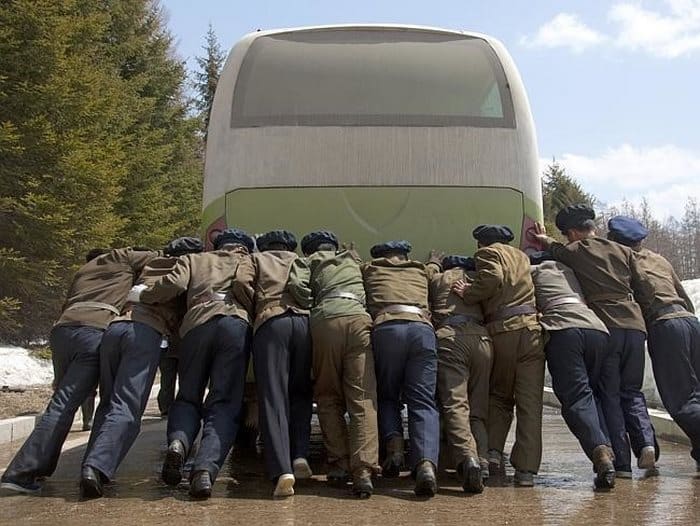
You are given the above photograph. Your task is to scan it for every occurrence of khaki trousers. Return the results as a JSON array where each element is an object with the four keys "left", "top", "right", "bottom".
[
  {"left": 311, "top": 314, "right": 379, "bottom": 473},
  {"left": 488, "top": 326, "right": 545, "bottom": 473},
  {"left": 437, "top": 327, "right": 493, "bottom": 467}
]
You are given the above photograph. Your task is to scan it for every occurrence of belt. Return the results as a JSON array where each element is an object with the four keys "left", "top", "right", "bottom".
[
  {"left": 441, "top": 313, "right": 484, "bottom": 327},
  {"left": 587, "top": 292, "right": 634, "bottom": 303},
  {"left": 191, "top": 291, "right": 227, "bottom": 308},
  {"left": 65, "top": 301, "right": 121, "bottom": 316},
  {"left": 376, "top": 304, "right": 431, "bottom": 320},
  {"left": 318, "top": 290, "right": 364, "bottom": 305},
  {"left": 541, "top": 295, "right": 583, "bottom": 312},
  {"left": 485, "top": 304, "right": 537, "bottom": 323},
  {"left": 650, "top": 303, "right": 689, "bottom": 321}
]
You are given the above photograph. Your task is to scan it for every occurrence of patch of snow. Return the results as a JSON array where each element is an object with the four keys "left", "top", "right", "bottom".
[
  {"left": 681, "top": 278, "right": 700, "bottom": 314},
  {"left": 0, "top": 346, "right": 53, "bottom": 388}
]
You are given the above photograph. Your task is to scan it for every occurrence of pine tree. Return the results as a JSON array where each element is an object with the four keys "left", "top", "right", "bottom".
[
  {"left": 0, "top": 0, "right": 203, "bottom": 343},
  {"left": 0, "top": 0, "right": 137, "bottom": 342},
  {"left": 541, "top": 161, "right": 595, "bottom": 237},
  {"left": 194, "top": 23, "right": 226, "bottom": 138}
]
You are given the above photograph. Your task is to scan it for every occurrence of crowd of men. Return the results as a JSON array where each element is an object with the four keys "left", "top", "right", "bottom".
[{"left": 1, "top": 203, "right": 698, "bottom": 502}]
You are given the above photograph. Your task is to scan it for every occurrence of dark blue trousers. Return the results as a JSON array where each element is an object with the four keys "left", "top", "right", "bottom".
[
  {"left": 648, "top": 316, "right": 700, "bottom": 463},
  {"left": 253, "top": 313, "right": 312, "bottom": 481},
  {"left": 167, "top": 315, "right": 251, "bottom": 481},
  {"left": 545, "top": 328, "right": 611, "bottom": 460},
  {"left": 1, "top": 325, "right": 102, "bottom": 483},
  {"left": 598, "top": 328, "right": 656, "bottom": 471},
  {"left": 372, "top": 320, "right": 440, "bottom": 469},
  {"left": 158, "top": 354, "right": 178, "bottom": 415},
  {"left": 82, "top": 321, "right": 162, "bottom": 480}
]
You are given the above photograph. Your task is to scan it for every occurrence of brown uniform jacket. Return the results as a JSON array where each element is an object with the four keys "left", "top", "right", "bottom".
[
  {"left": 251, "top": 251, "right": 309, "bottom": 333},
  {"left": 531, "top": 261, "right": 608, "bottom": 334},
  {"left": 361, "top": 258, "right": 439, "bottom": 326},
  {"left": 140, "top": 247, "right": 254, "bottom": 338},
  {"left": 633, "top": 248, "right": 695, "bottom": 323},
  {"left": 429, "top": 268, "right": 487, "bottom": 336},
  {"left": 119, "top": 256, "right": 187, "bottom": 339},
  {"left": 549, "top": 238, "right": 653, "bottom": 333},
  {"left": 461, "top": 243, "right": 539, "bottom": 334},
  {"left": 56, "top": 248, "right": 158, "bottom": 330}
]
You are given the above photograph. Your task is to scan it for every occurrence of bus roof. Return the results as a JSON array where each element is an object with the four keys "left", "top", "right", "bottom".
[{"left": 236, "top": 24, "right": 502, "bottom": 49}]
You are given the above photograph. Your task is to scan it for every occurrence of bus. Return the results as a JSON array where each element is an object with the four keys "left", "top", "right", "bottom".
[{"left": 202, "top": 24, "right": 542, "bottom": 257}]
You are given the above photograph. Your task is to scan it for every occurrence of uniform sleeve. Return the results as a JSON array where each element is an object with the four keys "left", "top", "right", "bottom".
[
  {"left": 461, "top": 248, "right": 503, "bottom": 304},
  {"left": 549, "top": 241, "right": 578, "bottom": 267},
  {"left": 629, "top": 252, "right": 655, "bottom": 313},
  {"left": 231, "top": 255, "right": 256, "bottom": 317},
  {"left": 673, "top": 271, "right": 695, "bottom": 313},
  {"left": 287, "top": 257, "right": 313, "bottom": 309},
  {"left": 128, "top": 249, "right": 160, "bottom": 276},
  {"left": 140, "top": 256, "right": 191, "bottom": 304},
  {"left": 424, "top": 261, "right": 442, "bottom": 280}
]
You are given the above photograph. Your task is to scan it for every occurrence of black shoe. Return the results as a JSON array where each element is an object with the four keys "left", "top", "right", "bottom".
[
  {"left": 382, "top": 452, "right": 403, "bottom": 478},
  {"left": 189, "top": 470, "right": 212, "bottom": 500},
  {"left": 162, "top": 440, "right": 185, "bottom": 486},
  {"left": 80, "top": 466, "right": 104, "bottom": 499},
  {"left": 460, "top": 457, "right": 484, "bottom": 494},
  {"left": 352, "top": 468, "right": 373, "bottom": 499},
  {"left": 414, "top": 461, "right": 437, "bottom": 497}
]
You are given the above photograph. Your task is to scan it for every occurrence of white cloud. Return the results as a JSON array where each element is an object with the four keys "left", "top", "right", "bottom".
[
  {"left": 523, "top": 1, "right": 700, "bottom": 58},
  {"left": 541, "top": 144, "right": 700, "bottom": 219},
  {"left": 520, "top": 13, "right": 607, "bottom": 53},
  {"left": 611, "top": 0, "right": 700, "bottom": 58}
]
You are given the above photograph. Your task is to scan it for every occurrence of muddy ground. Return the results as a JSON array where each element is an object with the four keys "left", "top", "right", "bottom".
[
  {"left": 0, "top": 405, "right": 698, "bottom": 526},
  {"left": 0, "top": 386, "right": 52, "bottom": 419}
]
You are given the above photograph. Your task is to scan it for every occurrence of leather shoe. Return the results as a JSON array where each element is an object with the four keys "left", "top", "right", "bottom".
[
  {"left": 352, "top": 467, "right": 373, "bottom": 499},
  {"left": 162, "top": 440, "right": 185, "bottom": 486},
  {"left": 80, "top": 465, "right": 104, "bottom": 499},
  {"left": 460, "top": 457, "right": 484, "bottom": 494},
  {"left": 414, "top": 460, "right": 437, "bottom": 497},
  {"left": 189, "top": 470, "right": 212, "bottom": 500}
]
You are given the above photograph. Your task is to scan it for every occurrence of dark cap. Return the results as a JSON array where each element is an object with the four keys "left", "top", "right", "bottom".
[
  {"left": 301, "top": 230, "right": 339, "bottom": 254},
  {"left": 370, "top": 240, "right": 412, "bottom": 258},
  {"left": 528, "top": 251, "right": 555, "bottom": 265},
  {"left": 555, "top": 204, "right": 596, "bottom": 234},
  {"left": 164, "top": 236, "right": 204, "bottom": 257},
  {"left": 85, "top": 248, "right": 109, "bottom": 263},
  {"left": 213, "top": 228, "right": 255, "bottom": 252},
  {"left": 257, "top": 230, "right": 297, "bottom": 252},
  {"left": 607, "top": 216, "right": 648, "bottom": 246},
  {"left": 442, "top": 255, "right": 475, "bottom": 271},
  {"left": 472, "top": 225, "right": 515, "bottom": 244}
]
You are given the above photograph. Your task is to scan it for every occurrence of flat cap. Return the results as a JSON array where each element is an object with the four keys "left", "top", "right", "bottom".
[
  {"left": 257, "top": 230, "right": 297, "bottom": 251},
  {"left": 213, "top": 228, "right": 255, "bottom": 252},
  {"left": 472, "top": 225, "right": 515, "bottom": 244},
  {"left": 370, "top": 240, "right": 412, "bottom": 258},
  {"left": 528, "top": 251, "right": 555, "bottom": 265},
  {"left": 164, "top": 236, "right": 204, "bottom": 257},
  {"left": 607, "top": 216, "right": 648, "bottom": 246},
  {"left": 301, "top": 230, "right": 339, "bottom": 254},
  {"left": 555, "top": 204, "right": 596, "bottom": 234},
  {"left": 442, "top": 255, "right": 476, "bottom": 271}
]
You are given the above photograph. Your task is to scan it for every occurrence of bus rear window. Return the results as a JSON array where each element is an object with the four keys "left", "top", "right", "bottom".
[{"left": 230, "top": 29, "right": 515, "bottom": 128}]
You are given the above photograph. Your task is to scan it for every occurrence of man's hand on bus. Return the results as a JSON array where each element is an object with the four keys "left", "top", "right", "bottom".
[
  {"left": 532, "top": 222, "right": 552, "bottom": 245},
  {"left": 452, "top": 279, "right": 470, "bottom": 298},
  {"left": 428, "top": 249, "right": 444, "bottom": 266}
]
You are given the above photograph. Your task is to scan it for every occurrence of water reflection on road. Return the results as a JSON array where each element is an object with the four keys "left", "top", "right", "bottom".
[{"left": 1, "top": 408, "right": 698, "bottom": 525}]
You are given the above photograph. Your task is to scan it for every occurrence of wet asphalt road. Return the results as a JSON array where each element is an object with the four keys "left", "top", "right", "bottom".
[{"left": 0, "top": 406, "right": 698, "bottom": 526}]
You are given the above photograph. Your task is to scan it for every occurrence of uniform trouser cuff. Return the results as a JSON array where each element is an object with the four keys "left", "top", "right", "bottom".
[{"left": 192, "top": 460, "right": 221, "bottom": 482}]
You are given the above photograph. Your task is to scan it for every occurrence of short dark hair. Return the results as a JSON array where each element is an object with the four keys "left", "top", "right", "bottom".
[{"left": 85, "top": 248, "right": 108, "bottom": 262}]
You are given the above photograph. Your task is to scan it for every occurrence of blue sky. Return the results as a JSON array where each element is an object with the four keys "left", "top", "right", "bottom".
[{"left": 163, "top": 0, "right": 700, "bottom": 219}]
